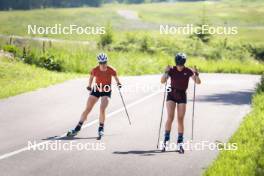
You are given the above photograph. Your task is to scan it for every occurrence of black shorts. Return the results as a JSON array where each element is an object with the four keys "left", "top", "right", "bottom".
[
  {"left": 90, "top": 89, "right": 112, "bottom": 98},
  {"left": 166, "top": 89, "right": 187, "bottom": 104}
]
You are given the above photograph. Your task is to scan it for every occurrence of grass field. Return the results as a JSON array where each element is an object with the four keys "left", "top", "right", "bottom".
[
  {"left": 0, "top": 1, "right": 263, "bottom": 78},
  {"left": 204, "top": 75, "right": 264, "bottom": 176},
  {"left": 0, "top": 1, "right": 264, "bottom": 42},
  {"left": 0, "top": 56, "right": 80, "bottom": 99},
  {"left": 123, "top": 2, "right": 264, "bottom": 25},
  {"left": 0, "top": 6, "right": 125, "bottom": 41}
]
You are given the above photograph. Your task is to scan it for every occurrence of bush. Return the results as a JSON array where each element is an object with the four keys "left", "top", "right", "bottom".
[
  {"left": 198, "top": 39, "right": 252, "bottom": 60},
  {"left": 140, "top": 36, "right": 149, "bottom": 52},
  {"left": 140, "top": 36, "right": 155, "bottom": 54},
  {"left": 155, "top": 37, "right": 183, "bottom": 56},
  {"left": 3, "top": 45, "right": 20, "bottom": 56},
  {"left": 125, "top": 33, "right": 138, "bottom": 44},
  {"left": 23, "top": 52, "right": 38, "bottom": 65},
  {"left": 99, "top": 23, "right": 113, "bottom": 48},
  {"left": 256, "top": 74, "right": 264, "bottom": 94},
  {"left": 190, "top": 11, "right": 213, "bottom": 44},
  {"left": 112, "top": 34, "right": 156, "bottom": 54},
  {"left": 38, "top": 56, "right": 63, "bottom": 72},
  {"left": 23, "top": 52, "right": 62, "bottom": 72},
  {"left": 246, "top": 44, "right": 264, "bottom": 61}
]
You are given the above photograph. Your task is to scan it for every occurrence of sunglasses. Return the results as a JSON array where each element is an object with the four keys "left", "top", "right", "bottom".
[{"left": 99, "top": 61, "right": 107, "bottom": 65}]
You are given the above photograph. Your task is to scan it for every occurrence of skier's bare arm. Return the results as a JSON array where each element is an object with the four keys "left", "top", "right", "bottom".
[
  {"left": 192, "top": 75, "right": 201, "bottom": 84},
  {"left": 161, "top": 66, "right": 170, "bottom": 84},
  {"left": 191, "top": 67, "right": 201, "bottom": 84},
  {"left": 88, "top": 75, "right": 94, "bottom": 88},
  {"left": 161, "top": 74, "right": 169, "bottom": 84},
  {"left": 113, "top": 75, "right": 121, "bottom": 85}
]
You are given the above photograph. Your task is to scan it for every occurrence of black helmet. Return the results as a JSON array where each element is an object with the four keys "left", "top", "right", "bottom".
[{"left": 175, "top": 53, "right": 187, "bottom": 66}]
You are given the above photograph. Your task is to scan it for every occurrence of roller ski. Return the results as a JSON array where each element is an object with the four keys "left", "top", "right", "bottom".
[
  {"left": 176, "top": 143, "right": 184, "bottom": 154},
  {"left": 66, "top": 121, "right": 82, "bottom": 137},
  {"left": 66, "top": 129, "right": 79, "bottom": 137}
]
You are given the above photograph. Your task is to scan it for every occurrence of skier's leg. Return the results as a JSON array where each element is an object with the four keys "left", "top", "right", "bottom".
[
  {"left": 177, "top": 103, "right": 186, "bottom": 134},
  {"left": 177, "top": 103, "right": 186, "bottom": 153},
  {"left": 68, "top": 95, "right": 98, "bottom": 136},
  {"left": 165, "top": 100, "right": 176, "bottom": 132},
  {"left": 99, "top": 96, "right": 109, "bottom": 124},
  {"left": 162, "top": 100, "right": 176, "bottom": 150},
  {"left": 98, "top": 96, "right": 109, "bottom": 137},
  {"left": 80, "top": 95, "right": 99, "bottom": 123}
]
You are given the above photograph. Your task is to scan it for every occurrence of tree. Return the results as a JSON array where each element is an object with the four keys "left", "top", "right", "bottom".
[
  {"left": 125, "top": 0, "right": 145, "bottom": 4},
  {"left": 191, "top": 5, "right": 212, "bottom": 43}
]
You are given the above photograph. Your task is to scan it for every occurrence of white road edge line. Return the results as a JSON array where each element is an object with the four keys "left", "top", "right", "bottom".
[{"left": 0, "top": 90, "right": 161, "bottom": 161}]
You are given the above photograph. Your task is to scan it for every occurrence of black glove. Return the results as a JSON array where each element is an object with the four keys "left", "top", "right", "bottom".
[
  {"left": 117, "top": 83, "right": 122, "bottom": 89},
  {"left": 86, "top": 86, "right": 92, "bottom": 91}
]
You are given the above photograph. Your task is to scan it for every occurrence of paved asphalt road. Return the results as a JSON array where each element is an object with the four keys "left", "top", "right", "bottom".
[{"left": 0, "top": 74, "right": 260, "bottom": 176}]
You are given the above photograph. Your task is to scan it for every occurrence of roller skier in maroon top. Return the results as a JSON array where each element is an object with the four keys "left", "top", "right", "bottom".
[{"left": 160, "top": 53, "right": 201, "bottom": 153}]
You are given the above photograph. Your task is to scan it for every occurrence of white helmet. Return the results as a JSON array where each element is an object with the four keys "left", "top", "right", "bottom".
[{"left": 97, "top": 53, "right": 108, "bottom": 63}]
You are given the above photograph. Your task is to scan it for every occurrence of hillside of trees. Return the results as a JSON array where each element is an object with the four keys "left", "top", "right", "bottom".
[
  {"left": 0, "top": 0, "right": 103, "bottom": 10},
  {"left": 0, "top": 0, "right": 207, "bottom": 10}
]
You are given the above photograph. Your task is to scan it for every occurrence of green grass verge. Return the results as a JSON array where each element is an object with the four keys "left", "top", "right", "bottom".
[
  {"left": 0, "top": 56, "right": 80, "bottom": 99},
  {"left": 2, "top": 41, "right": 264, "bottom": 75},
  {"left": 34, "top": 46, "right": 264, "bottom": 75},
  {"left": 204, "top": 75, "right": 264, "bottom": 176},
  {"left": 187, "top": 57, "right": 264, "bottom": 74}
]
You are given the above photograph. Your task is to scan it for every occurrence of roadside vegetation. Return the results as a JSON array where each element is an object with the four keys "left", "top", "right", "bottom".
[
  {"left": 1, "top": 31, "right": 264, "bottom": 75},
  {"left": 204, "top": 74, "right": 264, "bottom": 176},
  {"left": 0, "top": 1, "right": 264, "bottom": 75},
  {"left": 0, "top": 56, "right": 79, "bottom": 99}
]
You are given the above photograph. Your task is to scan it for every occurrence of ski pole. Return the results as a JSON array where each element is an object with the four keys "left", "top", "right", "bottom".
[
  {"left": 191, "top": 66, "right": 197, "bottom": 141},
  {"left": 156, "top": 80, "right": 168, "bottom": 149},
  {"left": 117, "top": 86, "right": 131, "bottom": 125}
]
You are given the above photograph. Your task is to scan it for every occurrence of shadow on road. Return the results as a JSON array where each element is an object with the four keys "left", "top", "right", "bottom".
[
  {"left": 113, "top": 150, "right": 175, "bottom": 156},
  {"left": 42, "top": 136, "right": 98, "bottom": 141},
  {"left": 195, "top": 90, "right": 253, "bottom": 105}
]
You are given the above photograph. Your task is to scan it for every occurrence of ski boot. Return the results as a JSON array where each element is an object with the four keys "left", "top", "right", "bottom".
[
  {"left": 161, "top": 131, "right": 170, "bottom": 152},
  {"left": 161, "top": 140, "right": 168, "bottom": 152},
  {"left": 176, "top": 143, "right": 184, "bottom": 154},
  {"left": 66, "top": 129, "right": 78, "bottom": 137},
  {"left": 97, "top": 127, "right": 104, "bottom": 140}
]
